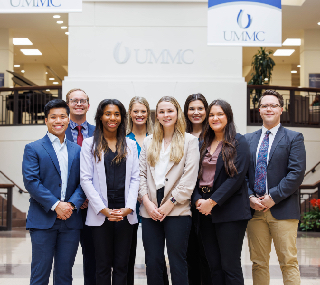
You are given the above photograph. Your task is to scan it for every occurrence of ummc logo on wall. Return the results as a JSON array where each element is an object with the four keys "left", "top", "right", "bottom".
[
  {"left": 113, "top": 43, "right": 194, "bottom": 65},
  {"left": 1, "top": 0, "right": 81, "bottom": 13}
]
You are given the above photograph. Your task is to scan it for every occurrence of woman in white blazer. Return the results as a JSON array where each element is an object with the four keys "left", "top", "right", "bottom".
[{"left": 80, "top": 99, "right": 140, "bottom": 285}]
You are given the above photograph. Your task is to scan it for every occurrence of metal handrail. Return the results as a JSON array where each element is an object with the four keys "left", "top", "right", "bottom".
[
  {"left": 299, "top": 180, "right": 320, "bottom": 190},
  {"left": 0, "top": 171, "right": 28, "bottom": 193},
  {"left": 248, "top": 85, "right": 320, "bottom": 92},
  {"left": 0, "top": 85, "right": 62, "bottom": 92},
  {"left": 0, "top": 184, "right": 14, "bottom": 231},
  {"left": 304, "top": 161, "right": 320, "bottom": 177}
]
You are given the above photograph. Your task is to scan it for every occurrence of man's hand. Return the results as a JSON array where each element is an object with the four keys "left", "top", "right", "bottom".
[
  {"left": 158, "top": 200, "right": 174, "bottom": 222},
  {"left": 196, "top": 199, "right": 216, "bottom": 216},
  {"left": 259, "top": 195, "right": 275, "bottom": 212},
  {"left": 249, "top": 196, "right": 268, "bottom": 211},
  {"left": 80, "top": 199, "right": 89, "bottom": 209},
  {"left": 55, "top": 202, "right": 73, "bottom": 220}
]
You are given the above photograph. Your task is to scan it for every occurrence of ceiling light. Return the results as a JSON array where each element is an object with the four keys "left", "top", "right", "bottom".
[
  {"left": 49, "top": 78, "right": 55, "bottom": 80},
  {"left": 57, "top": 21, "right": 63, "bottom": 24},
  {"left": 53, "top": 15, "right": 60, "bottom": 18},
  {"left": 297, "top": 65, "right": 301, "bottom": 67},
  {"left": 264, "top": 78, "right": 268, "bottom": 81},
  {"left": 61, "top": 26, "right": 67, "bottom": 29},
  {"left": 21, "top": 70, "right": 25, "bottom": 73},
  {"left": 46, "top": 89, "right": 50, "bottom": 91},
  {"left": 318, "top": 22, "right": 320, "bottom": 25},
  {"left": 45, "top": 72, "right": 48, "bottom": 74},
  {"left": 20, "top": 49, "right": 42, "bottom": 55},
  {"left": 65, "top": 32, "right": 69, "bottom": 35},
  {"left": 13, "top": 38, "right": 33, "bottom": 45},
  {"left": 291, "top": 70, "right": 297, "bottom": 73},
  {"left": 14, "top": 65, "right": 20, "bottom": 67},
  {"left": 282, "top": 38, "right": 301, "bottom": 46},
  {"left": 273, "top": 49, "right": 295, "bottom": 56},
  {"left": 53, "top": 82, "right": 59, "bottom": 85}
]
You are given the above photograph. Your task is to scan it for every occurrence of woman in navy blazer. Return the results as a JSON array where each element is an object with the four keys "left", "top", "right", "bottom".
[
  {"left": 191, "top": 99, "right": 251, "bottom": 285},
  {"left": 80, "top": 99, "right": 140, "bottom": 285}
]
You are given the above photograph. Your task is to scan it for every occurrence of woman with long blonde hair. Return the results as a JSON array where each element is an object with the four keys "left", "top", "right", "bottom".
[{"left": 139, "top": 96, "right": 200, "bottom": 285}]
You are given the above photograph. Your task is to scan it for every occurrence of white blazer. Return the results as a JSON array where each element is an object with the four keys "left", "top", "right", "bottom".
[{"left": 80, "top": 137, "right": 140, "bottom": 225}]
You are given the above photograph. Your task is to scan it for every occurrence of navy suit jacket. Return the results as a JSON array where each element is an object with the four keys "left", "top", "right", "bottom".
[
  {"left": 65, "top": 122, "right": 95, "bottom": 142},
  {"left": 22, "top": 134, "right": 86, "bottom": 229},
  {"left": 192, "top": 133, "right": 252, "bottom": 224},
  {"left": 245, "top": 125, "right": 306, "bottom": 220}
]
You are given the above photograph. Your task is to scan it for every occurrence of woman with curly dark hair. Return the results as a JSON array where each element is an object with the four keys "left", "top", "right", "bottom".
[
  {"left": 80, "top": 99, "right": 140, "bottom": 285},
  {"left": 192, "top": 99, "right": 251, "bottom": 285}
]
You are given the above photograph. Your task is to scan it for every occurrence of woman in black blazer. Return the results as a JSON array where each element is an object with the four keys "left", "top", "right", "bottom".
[{"left": 192, "top": 99, "right": 251, "bottom": 285}]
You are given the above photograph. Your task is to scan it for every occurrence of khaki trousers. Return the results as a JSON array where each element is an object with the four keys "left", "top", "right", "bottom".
[{"left": 247, "top": 210, "right": 300, "bottom": 285}]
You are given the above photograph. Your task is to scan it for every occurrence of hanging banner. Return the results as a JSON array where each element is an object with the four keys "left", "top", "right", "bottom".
[
  {"left": 208, "top": 0, "right": 282, "bottom": 46},
  {"left": 0, "top": 0, "right": 82, "bottom": 13}
]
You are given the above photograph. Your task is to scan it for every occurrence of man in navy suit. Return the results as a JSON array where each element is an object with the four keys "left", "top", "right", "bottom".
[
  {"left": 65, "top": 88, "right": 96, "bottom": 285},
  {"left": 22, "top": 99, "right": 86, "bottom": 285},
  {"left": 245, "top": 90, "right": 306, "bottom": 285}
]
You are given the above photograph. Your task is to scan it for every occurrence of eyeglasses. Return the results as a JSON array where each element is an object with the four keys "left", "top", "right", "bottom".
[
  {"left": 69, "top": 99, "right": 88, "bottom": 105},
  {"left": 260, "top": 104, "right": 281, "bottom": 109}
]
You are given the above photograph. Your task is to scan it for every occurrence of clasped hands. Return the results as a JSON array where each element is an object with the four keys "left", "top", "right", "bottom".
[
  {"left": 144, "top": 199, "right": 174, "bottom": 222},
  {"left": 55, "top": 202, "right": 74, "bottom": 220},
  {"left": 249, "top": 194, "right": 275, "bottom": 212},
  {"left": 195, "top": 199, "right": 217, "bottom": 216},
  {"left": 101, "top": 207, "right": 132, "bottom": 222}
]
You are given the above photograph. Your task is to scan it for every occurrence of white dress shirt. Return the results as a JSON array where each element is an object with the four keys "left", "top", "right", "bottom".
[
  {"left": 47, "top": 132, "right": 68, "bottom": 210},
  {"left": 255, "top": 123, "right": 280, "bottom": 195},
  {"left": 154, "top": 140, "right": 171, "bottom": 190}
]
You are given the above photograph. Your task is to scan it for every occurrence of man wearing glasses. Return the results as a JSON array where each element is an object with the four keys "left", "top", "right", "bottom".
[
  {"left": 245, "top": 90, "right": 306, "bottom": 285},
  {"left": 66, "top": 88, "right": 96, "bottom": 285}
]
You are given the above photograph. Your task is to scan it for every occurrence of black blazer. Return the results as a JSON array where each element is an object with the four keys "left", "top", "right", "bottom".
[
  {"left": 244, "top": 125, "right": 306, "bottom": 220},
  {"left": 192, "top": 133, "right": 251, "bottom": 224}
]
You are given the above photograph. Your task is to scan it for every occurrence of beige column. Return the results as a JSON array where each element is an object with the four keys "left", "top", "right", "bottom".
[
  {"left": 300, "top": 29, "right": 320, "bottom": 87},
  {"left": 0, "top": 29, "right": 14, "bottom": 87},
  {"left": 23, "top": 63, "right": 47, "bottom": 86}
]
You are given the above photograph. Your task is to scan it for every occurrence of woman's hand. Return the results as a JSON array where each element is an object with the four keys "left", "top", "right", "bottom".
[
  {"left": 142, "top": 195, "right": 163, "bottom": 221},
  {"left": 196, "top": 199, "right": 216, "bottom": 216},
  {"left": 100, "top": 208, "right": 123, "bottom": 222},
  {"left": 158, "top": 200, "right": 174, "bottom": 222},
  {"left": 118, "top": 208, "right": 133, "bottom": 217}
]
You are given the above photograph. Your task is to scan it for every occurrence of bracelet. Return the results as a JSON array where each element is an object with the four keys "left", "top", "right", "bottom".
[{"left": 208, "top": 199, "right": 215, "bottom": 207}]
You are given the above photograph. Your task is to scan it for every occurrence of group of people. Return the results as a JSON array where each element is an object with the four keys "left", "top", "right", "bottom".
[{"left": 22, "top": 88, "right": 306, "bottom": 285}]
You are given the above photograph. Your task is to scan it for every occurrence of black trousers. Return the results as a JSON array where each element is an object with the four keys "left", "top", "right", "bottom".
[
  {"left": 80, "top": 208, "right": 96, "bottom": 285},
  {"left": 200, "top": 215, "right": 248, "bottom": 285},
  {"left": 187, "top": 217, "right": 212, "bottom": 285},
  {"left": 91, "top": 194, "right": 133, "bottom": 285}
]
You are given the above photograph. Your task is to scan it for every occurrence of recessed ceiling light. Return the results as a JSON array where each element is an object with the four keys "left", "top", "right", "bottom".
[
  {"left": 14, "top": 65, "right": 20, "bottom": 67},
  {"left": 297, "top": 65, "right": 301, "bottom": 67},
  {"left": 46, "top": 89, "right": 50, "bottom": 91},
  {"left": 65, "top": 32, "right": 69, "bottom": 35},
  {"left": 45, "top": 72, "right": 48, "bottom": 74},
  {"left": 53, "top": 15, "right": 60, "bottom": 18},
  {"left": 282, "top": 38, "right": 301, "bottom": 46},
  {"left": 61, "top": 26, "right": 67, "bottom": 29},
  {"left": 13, "top": 38, "right": 33, "bottom": 45},
  {"left": 53, "top": 82, "right": 59, "bottom": 85},
  {"left": 49, "top": 78, "right": 55, "bottom": 80},
  {"left": 273, "top": 49, "right": 295, "bottom": 56},
  {"left": 20, "top": 49, "right": 42, "bottom": 55},
  {"left": 291, "top": 70, "right": 297, "bottom": 73},
  {"left": 318, "top": 22, "right": 320, "bottom": 25},
  {"left": 264, "top": 78, "right": 268, "bottom": 81},
  {"left": 57, "top": 21, "right": 63, "bottom": 24},
  {"left": 21, "top": 70, "right": 25, "bottom": 73}
]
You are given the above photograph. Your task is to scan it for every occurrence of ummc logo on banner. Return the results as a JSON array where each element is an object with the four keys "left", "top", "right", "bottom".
[
  {"left": 113, "top": 43, "right": 194, "bottom": 65},
  {"left": 208, "top": 0, "right": 281, "bottom": 46},
  {"left": 0, "top": 0, "right": 81, "bottom": 13}
]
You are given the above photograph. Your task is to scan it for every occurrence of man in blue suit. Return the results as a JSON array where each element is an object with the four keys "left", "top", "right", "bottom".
[
  {"left": 22, "top": 99, "right": 86, "bottom": 285},
  {"left": 245, "top": 90, "right": 306, "bottom": 285},
  {"left": 65, "top": 88, "right": 96, "bottom": 285}
]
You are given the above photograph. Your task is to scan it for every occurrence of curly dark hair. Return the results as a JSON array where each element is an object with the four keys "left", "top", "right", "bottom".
[
  {"left": 199, "top": 99, "right": 238, "bottom": 178},
  {"left": 92, "top": 99, "right": 127, "bottom": 164}
]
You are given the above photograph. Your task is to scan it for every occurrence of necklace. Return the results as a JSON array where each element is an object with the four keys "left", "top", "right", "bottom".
[{"left": 164, "top": 139, "right": 172, "bottom": 144}]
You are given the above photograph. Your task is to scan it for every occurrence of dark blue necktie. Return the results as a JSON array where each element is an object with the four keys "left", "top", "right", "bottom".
[{"left": 254, "top": 131, "right": 271, "bottom": 197}]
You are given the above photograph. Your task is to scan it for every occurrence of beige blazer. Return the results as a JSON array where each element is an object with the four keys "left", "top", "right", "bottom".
[{"left": 139, "top": 133, "right": 200, "bottom": 218}]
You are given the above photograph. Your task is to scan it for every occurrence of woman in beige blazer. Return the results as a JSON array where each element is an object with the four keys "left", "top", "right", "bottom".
[{"left": 139, "top": 96, "right": 200, "bottom": 285}]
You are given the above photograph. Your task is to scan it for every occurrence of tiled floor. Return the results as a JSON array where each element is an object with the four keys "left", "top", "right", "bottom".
[{"left": 1, "top": 226, "right": 320, "bottom": 284}]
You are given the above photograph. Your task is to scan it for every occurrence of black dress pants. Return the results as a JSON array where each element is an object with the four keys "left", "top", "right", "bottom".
[
  {"left": 80, "top": 208, "right": 96, "bottom": 285},
  {"left": 200, "top": 215, "right": 248, "bottom": 285},
  {"left": 91, "top": 195, "right": 133, "bottom": 285}
]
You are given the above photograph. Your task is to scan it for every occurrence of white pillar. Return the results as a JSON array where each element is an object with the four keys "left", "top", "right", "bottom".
[
  {"left": 300, "top": 29, "right": 320, "bottom": 87},
  {"left": 0, "top": 28, "right": 14, "bottom": 87},
  {"left": 23, "top": 63, "right": 47, "bottom": 86}
]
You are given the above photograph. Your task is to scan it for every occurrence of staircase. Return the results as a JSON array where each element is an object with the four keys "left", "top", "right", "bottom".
[{"left": 0, "top": 195, "right": 26, "bottom": 228}]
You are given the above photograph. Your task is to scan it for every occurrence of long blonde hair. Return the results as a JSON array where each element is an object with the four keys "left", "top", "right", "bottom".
[
  {"left": 147, "top": 96, "right": 186, "bottom": 167},
  {"left": 126, "top": 96, "right": 154, "bottom": 135}
]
